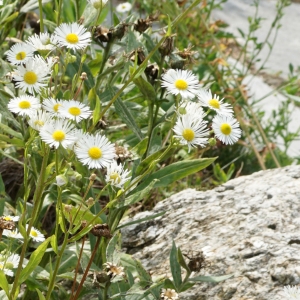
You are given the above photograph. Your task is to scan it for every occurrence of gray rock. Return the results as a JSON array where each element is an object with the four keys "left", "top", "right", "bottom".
[{"left": 121, "top": 165, "right": 300, "bottom": 299}]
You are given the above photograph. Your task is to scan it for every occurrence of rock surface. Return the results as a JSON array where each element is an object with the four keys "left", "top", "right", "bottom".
[{"left": 121, "top": 165, "right": 300, "bottom": 299}]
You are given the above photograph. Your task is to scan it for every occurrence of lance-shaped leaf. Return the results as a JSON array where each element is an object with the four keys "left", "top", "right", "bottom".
[
  {"left": 189, "top": 274, "right": 234, "bottom": 283},
  {"left": 131, "top": 157, "right": 217, "bottom": 194}
]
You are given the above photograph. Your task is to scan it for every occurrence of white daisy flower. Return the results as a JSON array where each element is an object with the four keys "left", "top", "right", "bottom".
[
  {"left": 7, "top": 95, "right": 41, "bottom": 116},
  {"left": 2, "top": 229, "right": 24, "bottom": 240},
  {"left": 177, "top": 100, "right": 205, "bottom": 120},
  {"left": 197, "top": 89, "right": 233, "bottom": 116},
  {"left": 88, "top": 0, "right": 108, "bottom": 9},
  {"left": 6, "top": 43, "right": 35, "bottom": 65},
  {"left": 0, "top": 253, "right": 20, "bottom": 277},
  {"left": 173, "top": 114, "right": 209, "bottom": 152},
  {"left": 212, "top": 115, "right": 242, "bottom": 145},
  {"left": 1, "top": 215, "right": 20, "bottom": 222},
  {"left": 161, "top": 69, "right": 200, "bottom": 99},
  {"left": 12, "top": 56, "right": 52, "bottom": 94},
  {"left": 283, "top": 285, "right": 300, "bottom": 299},
  {"left": 105, "top": 160, "right": 131, "bottom": 188},
  {"left": 39, "top": 119, "right": 77, "bottom": 149},
  {"left": 116, "top": 2, "right": 132, "bottom": 13},
  {"left": 160, "top": 288, "right": 179, "bottom": 300},
  {"left": 26, "top": 225, "right": 45, "bottom": 242},
  {"left": 28, "top": 110, "right": 53, "bottom": 131},
  {"left": 74, "top": 133, "right": 115, "bottom": 169},
  {"left": 59, "top": 99, "right": 92, "bottom": 122},
  {"left": 53, "top": 22, "right": 91, "bottom": 51},
  {"left": 26, "top": 32, "right": 57, "bottom": 54},
  {"left": 42, "top": 98, "right": 64, "bottom": 117}
]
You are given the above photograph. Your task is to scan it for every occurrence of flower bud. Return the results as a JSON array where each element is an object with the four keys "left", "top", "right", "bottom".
[
  {"left": 56, "top": 175, "right": 67, "bottom": 186},
  {"left": 208, "top": 138, "right": 217, "bottom": 146},
  {"left": 89, "top": 174, "right": 97, "bottom": 181}
]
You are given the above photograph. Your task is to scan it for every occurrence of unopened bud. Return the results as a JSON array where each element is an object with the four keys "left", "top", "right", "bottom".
[
  {"left": 86, "top": 197, "right": 95, "bottom": 207},
  {"left": 208, "top": 138, "right": 217, "bottom": 146},
  {"left": 89, "top": 174, "right": 97, "bottom": 181},
  {"left": 65, "top": 53, "right": 77, "bottom": 64},
  {"left": 80, "top": 72, "right": 88, "bottom": 81},
  {"left": 178, "top": 107, "right": 187, "bottom": 115},
  {"left": 56, "top": 175, "right": 67, "bottom": 186}
]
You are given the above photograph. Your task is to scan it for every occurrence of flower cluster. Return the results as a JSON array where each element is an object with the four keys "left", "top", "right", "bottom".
[
  {"left": 161, "top": 69, "right": 242, "bottom": 152},
  {"left": 5, "top": 23, "right": 131, "bottom": 188}
]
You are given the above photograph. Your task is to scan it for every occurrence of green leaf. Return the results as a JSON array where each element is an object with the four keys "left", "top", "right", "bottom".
[
  {"left": 177, "top": 248, "right": 190, "bottom": 274},
  {"left": 0, "top": 123, "right": 22, "bottom": 139},
  {"left": 50, "top": 234, "right": 58, "bottom": 254},
  {"left": 19, "top": 237, "right": 51, "bottom": 283},
  {"left": 123, "top": 179, "right": 158, "bottom": 206},
  {"left": 62, "top": 203, "right": 102, "bottom": 229},
  {"left": 36, "top": 288, "right": 46, "bottom": 300},
  {"left": 131, "top": 158, "right": 217, "bottom": 193},
  {"left": 106, "top": 233, "right": 121, "bottom": 263},
  {"left": 136, "top": 145, "right": 175, "bottom": 176},
  {"left": 135, "top": 259, "right": 152, "bottom": 282},
  {"left": 133, "top": 75, "right": 156, "bottom": 101},
  {"left": 117, "top": 211, "right": 165, "bottom": 230},
  {"left": 170, "top": 241, "right": 182, "bottom": 290},
  {"left": 114, "top": 97, "right": 144, "bottom": 141},
  {"left": 189, "top": 274, "right": 234, "bottom": 283},
  {"left": 92, "top": 94, "right": 101, "bottom": 125},
  {"left": 0, "top": 270, "right": 10, "bottom": 297}
]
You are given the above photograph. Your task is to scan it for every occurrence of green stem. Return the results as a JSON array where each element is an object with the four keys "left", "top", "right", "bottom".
[
  {"left": 38, "top": 0, "right": 44, "bottom": 33},
  {"left": 56, "top": 0, "right": 63, "bottom": 26},
  {"left": 45, "top": 232, "right": 69, "bottom": 300},
  {"left": 10, "top": 146, "right": 50, "bottom": 300}
]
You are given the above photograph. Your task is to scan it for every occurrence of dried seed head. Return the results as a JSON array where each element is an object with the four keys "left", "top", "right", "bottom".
[
  {"left": 159, "top": 36, "right": 175, "bottom": 57},
  {"left": 64, "top": 204, "right": 73, "bottom": 213},
  {"left": 90, "top": 223, "right": 111, "bottom": 238},
  {"left": 0, "top": 217, "right": 15, "bottom": 230},
  {"left": 114, "top": 144, "right": 132, "bottom": 161}
]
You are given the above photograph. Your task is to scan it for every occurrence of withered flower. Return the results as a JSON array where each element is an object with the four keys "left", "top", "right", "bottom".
[
  {"left": 0, "top": 217, "right": 15, "bottom": 231},
  {"left": 103, "top": 262, "right": 125, "bottom": 277},
  {"left": 90, "top": 223, "right": 112, "bottom": 238},
  {"left": 159, "top": 35, "right": 175, "bottom": 57},
  {"left": 174, "top": 44, "right": 198, "bottom": 64},
  {"left": 134, "top": 12, "right": 159, "bottom": 34}
]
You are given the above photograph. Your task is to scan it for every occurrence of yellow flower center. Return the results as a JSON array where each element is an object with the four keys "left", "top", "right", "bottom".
[
  {"left": 0, "top": 263, "right": 4, "bottom": 269},
  {"left": 66, "top": 33, "right": 79, "bottom": 44},
  {"left": 164, "top": 290, "right": 176, "bottom": 298},
  {"left": 3, "top": 216, "right": 12, "bottom": 221},
  {"left": 175, "top": 79, "right": 188, "bottom": 90},
  {"left": 30, "top": 230, "right": 38, "bottom": 237},
  {"left": 53, "top": 103, "right": 61, "bottom": 112},
  {"left": 15, "top": 51, "right": 26, "bottom": 60},
  {"left": 52, "top": 130, "right": 65, "bottom": 142},
  {"left": 23, "top": 71, "right": 38, "bottom": 84},
  {"left": 220, "top": 123, "right": 232, "bottom": 135},
  {"left": 18, "top": 100, "right": 31, "bottom": 109},
  {"left": 110, "top": 172, "right": 121, "bottom": 183},
  {"left": 208, "top": 99, "right": 220, "bottom": 109},
  {"left": 182, "top": 128, "right": 195, "bottom": 142},
  {"left": 34, "top": 120, "right": 44, "bottom": 127},
  {"left": 68, "top": 107, "right": 81, "bottom": 116},
  {"left": 88, "top": 147, "right": 102, "bottom": 159}
]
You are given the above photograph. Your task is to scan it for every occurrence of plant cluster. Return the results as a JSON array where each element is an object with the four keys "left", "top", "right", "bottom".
[{"left": 0, "top": 0, "right": 298, "bottom": 299}]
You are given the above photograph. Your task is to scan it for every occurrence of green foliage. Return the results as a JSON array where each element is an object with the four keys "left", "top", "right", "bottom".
[{"left": 0, "top": 0, "right": 297, "bottom": 299}]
